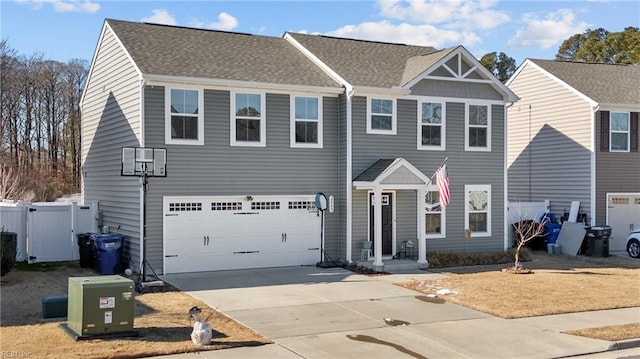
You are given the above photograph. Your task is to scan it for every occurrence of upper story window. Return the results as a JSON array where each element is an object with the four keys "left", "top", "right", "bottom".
[
  {"left": 367, "top": 98, "right": 396, "bottom": 135},
  {"left": 165, "top": 87, "right": 204, "bottom": 145},
  {"left": 291, "top": 96, "right": 323, "bottom": 148},
  {"left": 465, "top": 184, "right": 491, "bottom": 237},
  {"left": 466, "top": 104, "right": 491, "bottom": 151},
  {"left": 425, "top": 190, "right": 445, "bottom": 238},
  {"left": 610, "top": 112, "right": 630, "bottom": 152},
  {"left": 231, "top": 92, "right": 265, "bottom": 147},
  {"left": 418, "top": 101, "right": 445, "bottom": 150}
]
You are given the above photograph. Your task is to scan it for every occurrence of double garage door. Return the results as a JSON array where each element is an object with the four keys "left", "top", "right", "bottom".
[
  {"left": 607, "top": 193, "right": 640, "bottom": 252},
  {"left": 163, "top": 195, "right": 322, "bottom": 274}
]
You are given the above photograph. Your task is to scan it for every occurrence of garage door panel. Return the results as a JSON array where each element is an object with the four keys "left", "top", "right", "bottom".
[
  {"left": 607, "top": 194, "right": 640, "bottom": 252},
  {"left": 163, "top": 195, "right": 322, "bottom": 273}
]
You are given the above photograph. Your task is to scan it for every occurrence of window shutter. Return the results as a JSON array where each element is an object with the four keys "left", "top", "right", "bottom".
[
  {"left": 631, "top": 112, "right": 638, "bottom": 152},
  {"left": 600, "top": 111, "right": 609, "bottom": 152}
]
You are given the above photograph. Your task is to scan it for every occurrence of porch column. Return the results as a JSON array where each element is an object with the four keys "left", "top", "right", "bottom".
[
  {"left": 373, "top": 188, "right": 383, "bottom": 268},
  {"left": 417, "top": 187, "right": 428, "bottom": 266}
]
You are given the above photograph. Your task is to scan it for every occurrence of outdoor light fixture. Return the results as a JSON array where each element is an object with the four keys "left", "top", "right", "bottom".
[{"left": 245, "top": 195, "right": 254, "bottom": 201}]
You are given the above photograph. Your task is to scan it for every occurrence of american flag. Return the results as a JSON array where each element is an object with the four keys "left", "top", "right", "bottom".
[{"left": 435, "top": 163, "right": 450, "bottom": 207}]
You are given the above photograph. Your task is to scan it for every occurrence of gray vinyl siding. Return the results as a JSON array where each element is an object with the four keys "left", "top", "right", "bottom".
[
  {"left": 507, "top": 63, "right": 593, "bottom": 220},
  {"left": 81, "top": 25, "right": 142, "bottom": 268},
  {"left": 350, "top": 96, "right": 506, "bottom": 259},
  {"left": 411, "top": 79, "right": 503, "bottom": 100},
  {"left": 143, "top": 87, "right": 341, "bottom": 273},
  {"left": 594, "top": 111, "right": 640, "bottom": 225}
]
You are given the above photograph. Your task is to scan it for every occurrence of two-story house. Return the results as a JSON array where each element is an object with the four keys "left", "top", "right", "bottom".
[
  {"left": 506, "top": 59, "right": 640, "bottom": 251},
  {"left": 81, "top": 19, "right": 517, "bottom": 274}
]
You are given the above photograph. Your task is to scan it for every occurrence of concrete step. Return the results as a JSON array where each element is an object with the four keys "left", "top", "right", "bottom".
[{"left": 358, "top": 259, "right": 425, "bottom": 272}]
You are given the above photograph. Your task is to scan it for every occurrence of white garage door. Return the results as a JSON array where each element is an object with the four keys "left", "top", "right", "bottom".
[
  {"left": 607, "top": 193, "right": 640, "bottom": 252},
  {"left": 163, "top": 195, "right": 322, "bottom": 274}
]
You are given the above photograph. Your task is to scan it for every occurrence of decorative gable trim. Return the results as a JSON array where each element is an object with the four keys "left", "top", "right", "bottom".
[{"left": 403, "top": 46, "right": 518, "bottom": 102}]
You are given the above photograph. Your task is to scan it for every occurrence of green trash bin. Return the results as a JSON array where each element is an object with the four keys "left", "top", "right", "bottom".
[
  {"left": 586, "top": 226, "right": 611, "bottom": 257},
  {"left": 1, "top": 232, "right": 17, "bottom": 276}
]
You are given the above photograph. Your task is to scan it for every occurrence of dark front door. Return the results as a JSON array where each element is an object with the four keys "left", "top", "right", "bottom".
[{"left": 369, "top": 193, "right": 393, "bottom": 255}]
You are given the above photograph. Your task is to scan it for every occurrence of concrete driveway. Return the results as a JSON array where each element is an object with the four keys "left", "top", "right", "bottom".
[{"left": 161, "top": 266, "right": 621, "bottom": 359}]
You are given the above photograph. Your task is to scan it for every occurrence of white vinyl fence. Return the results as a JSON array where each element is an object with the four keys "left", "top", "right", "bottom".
[
  {"left": 507, "top": 200, "right": 550, "bottom": 244},
  {"left": 0, "top": 201, "right": 98, "bottom": 263}
]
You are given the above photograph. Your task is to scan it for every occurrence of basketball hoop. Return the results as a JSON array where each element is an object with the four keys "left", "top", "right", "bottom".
[{"left": 121, "top": 147, "right": 167, "bottom": 290}]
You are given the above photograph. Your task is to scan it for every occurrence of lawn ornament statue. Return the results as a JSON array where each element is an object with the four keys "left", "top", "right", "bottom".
[{"left": 189, "top": 306, "right": 212, "bottom": 346}]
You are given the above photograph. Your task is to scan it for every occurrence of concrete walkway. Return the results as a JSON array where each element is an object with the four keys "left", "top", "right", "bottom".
[{"left": 158, "top": 266, "right": 640, "bottom": 359}]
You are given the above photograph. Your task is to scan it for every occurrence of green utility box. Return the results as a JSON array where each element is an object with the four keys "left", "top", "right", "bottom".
[{"left": 67, "top": 275, "right": 135, "bottom": 337}]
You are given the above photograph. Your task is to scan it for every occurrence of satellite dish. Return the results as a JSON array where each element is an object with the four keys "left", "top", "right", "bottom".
[{"left": 315, "top": 193, "right": 327, "bottom": 211}]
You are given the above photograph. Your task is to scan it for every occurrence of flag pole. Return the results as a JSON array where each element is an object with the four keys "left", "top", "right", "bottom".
[{"left": 429, "top": 157, "right": 449, "bottom": 181}]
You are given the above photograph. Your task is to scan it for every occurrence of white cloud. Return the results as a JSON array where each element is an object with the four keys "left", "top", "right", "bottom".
[
  {"left": 141, "top": 9, "right": 177, "bottom": 26},
  {"left": 326, "top": 21, "right": 481, "bottom": 48},
  {"left": 508, "top": 9, "right": 589, "bottom": 48},
  {"left": 196, "top": 12, "right": 239, "bottom": 31},
  {"left": 17, "top": 0, "right": 100, "bottom": 13},
  {"left": 377, "top": 0, "right": 509, "bottom": 30}
]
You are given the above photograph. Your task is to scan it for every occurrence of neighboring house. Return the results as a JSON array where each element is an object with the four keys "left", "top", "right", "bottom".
[
  {"left": 506, "top": 59, "right": 640, "bottom": 249},
  {"left": 81, "top": 19, "right": 517, "bottom": 275}
]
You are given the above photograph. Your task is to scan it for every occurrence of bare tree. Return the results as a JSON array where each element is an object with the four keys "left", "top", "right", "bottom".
[{"left": 512, "top": 217, "right": 546, "bottom": 273}]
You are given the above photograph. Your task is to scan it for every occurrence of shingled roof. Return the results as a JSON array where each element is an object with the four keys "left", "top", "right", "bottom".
[
  {"left": 105, "top": 19, "right": 340, "bottom": 88},
  {"left": 287, "top": 33, "right": 439, "bottom": 88},
  {"left": 530, "top": 59, "right": 640, "bottom": 105}
]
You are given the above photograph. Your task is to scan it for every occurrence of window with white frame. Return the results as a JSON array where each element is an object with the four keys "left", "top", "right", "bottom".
[
  {"left": 425, "top": 190, "right": 445, "bottom": 238},
  {"left": 610, "top": 112, "right": 630, "bottom": 151},
  {"left": 466, "top": 104, "right": 491, "bottom": 151},
  {"left": 291, "top": 95, "right": 322, "bottom": 148},
  {"left": 418, "top": 101, "right": 445, "bottom": 150},
  {"left": 165, "top": 87, "right": 204, "bottom": 145},
  {"left": 367, "top": 98, "right": 396, "bottom": 134},
  {"left": 464, "top": 185, "right": 491, "bottom": 237},
  {"left": 231, "top": 92, "right": 265, "bottom": 146}
]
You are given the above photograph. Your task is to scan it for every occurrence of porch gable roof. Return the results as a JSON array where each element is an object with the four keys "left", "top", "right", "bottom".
[{"left": 353, "top": 158, "right": 431, "bottom": 190}]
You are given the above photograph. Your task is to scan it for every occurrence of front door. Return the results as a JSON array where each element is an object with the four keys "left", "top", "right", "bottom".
[{"left": 369, "top": 193, "right": 393, "bottom": 255}]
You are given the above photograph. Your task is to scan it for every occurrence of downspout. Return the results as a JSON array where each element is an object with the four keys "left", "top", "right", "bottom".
[
  {"left": 504, "top": 101, "right": 515, "bottom": 250},
  {"left": 345, "top": 84, "right": 354, "bottom": 263},
  {"left": 590, "top": 104, "right": 599, "bottom": 226},
  {"left": 139, "top": 76, "right": 146, "bottom": 274}
]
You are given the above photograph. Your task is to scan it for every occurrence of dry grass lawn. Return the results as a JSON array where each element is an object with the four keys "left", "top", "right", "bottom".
[
  {"left": 398, "top": 252, "right": 640, "bottom": 341},
  {"left": 0, "top": 262, "right": 270, "bottom": 359}
]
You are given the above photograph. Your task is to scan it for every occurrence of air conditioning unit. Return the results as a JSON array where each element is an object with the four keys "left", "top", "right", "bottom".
[{"left": 66, "top": 275, "right": 136, "bottom": 339}]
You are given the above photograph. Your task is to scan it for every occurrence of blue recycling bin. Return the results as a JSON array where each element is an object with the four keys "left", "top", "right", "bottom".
[{"left": 91, "top": 234, "right": 125, "bottom": 275}]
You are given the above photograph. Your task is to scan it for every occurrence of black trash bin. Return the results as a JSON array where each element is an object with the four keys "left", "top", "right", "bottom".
[
  {"left": 77, "top": 233, "right": 95, "bottom": 268},
  {"left": 91, "top": 234, "right": 125, "bottom": 275},
  {"left": 586, "top": 226, "right": 611, "bottom": 257},
  {"left": 1, "top": 232, "right": 17, "bottom": 276}
]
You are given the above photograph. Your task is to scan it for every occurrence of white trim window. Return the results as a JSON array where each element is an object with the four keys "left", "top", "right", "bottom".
[
  {"left": 291, "top": 95, "right": 323, "bottom": 148},
  {"left": 367, "top": 97, "right": 396, "bottom": 135},
  {"left": 425, "top": 190, "right": 445, "bottom": 238},
  {"left": 231, "top": 92, "right": 266, "bottom": 147},
  {"left": 418, "top": 101, "right": 445, "bottom": 150},
  {"left": 465, "top": 103, "right": 491, "bottom": 151},
  {"left": 165, "top": 87, "right": 204, "bottom": 145},
  {"left": 610, "top": 112, "right": 630, "bottom": 152},
  {"left": 464, "top": 185, "right": 491, "bottom": 237}
]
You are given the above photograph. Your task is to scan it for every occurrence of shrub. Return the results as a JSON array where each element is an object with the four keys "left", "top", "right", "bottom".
[{"left": 427, "top": 248, "right": 531, "bottom": 268}]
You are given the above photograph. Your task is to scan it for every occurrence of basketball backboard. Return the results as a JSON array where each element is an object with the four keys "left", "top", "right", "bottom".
[{"left": 121, "top": 147, "right": 167, "bottom": 177}]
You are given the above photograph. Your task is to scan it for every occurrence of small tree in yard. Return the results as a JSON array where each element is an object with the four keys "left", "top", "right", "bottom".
[{"left": 511, "top": 219, "right": 547, "bottom": 273}]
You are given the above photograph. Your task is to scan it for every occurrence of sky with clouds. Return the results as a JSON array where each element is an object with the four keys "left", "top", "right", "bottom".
[{"left": 2, "top": 0, "right": 638, "bottom": 66}]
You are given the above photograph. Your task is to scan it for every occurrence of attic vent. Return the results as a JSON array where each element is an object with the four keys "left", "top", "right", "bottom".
[
  {"left": 288, "top": 201, "right": 315, "bottom": 210},
  {"left": 611, "top": 198, "right": 629, "bottom": 205},
  {"left": 169, "top": 202, "right": 202, "bottom": 212},
  {"left": 211, "top": 202, "right": 242, "bottom": 211},
  {"left": 251, "top": 202, "right": 280, "bottom": 210}
]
